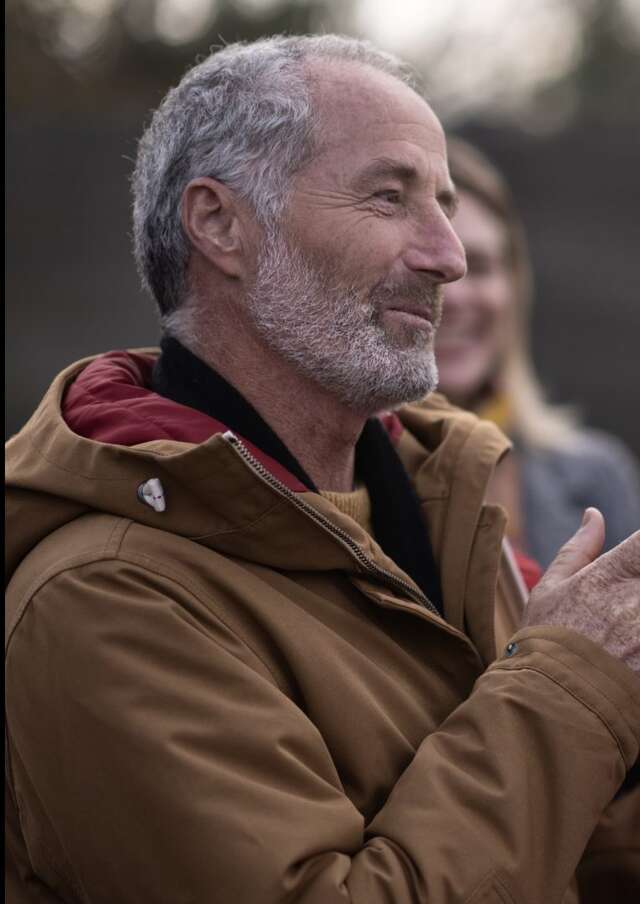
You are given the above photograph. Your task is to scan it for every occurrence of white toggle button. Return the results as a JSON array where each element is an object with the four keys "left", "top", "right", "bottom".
[{"left": 137, "top": 478, "right": 166, "bottom": 513}]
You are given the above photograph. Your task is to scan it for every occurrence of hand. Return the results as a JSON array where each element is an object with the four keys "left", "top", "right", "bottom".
[{"left": 523, "top": 508, "right": 640, "bottom": 675}]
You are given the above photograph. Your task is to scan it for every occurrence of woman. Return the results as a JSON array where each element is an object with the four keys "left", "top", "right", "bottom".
[{"left": 437, "top": 137, "right": 640, "bottom": 569}]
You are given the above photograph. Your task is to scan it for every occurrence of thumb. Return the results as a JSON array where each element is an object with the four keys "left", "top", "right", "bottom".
[{"left": 542, "top": 507, "right": 605, "bottom": 586}]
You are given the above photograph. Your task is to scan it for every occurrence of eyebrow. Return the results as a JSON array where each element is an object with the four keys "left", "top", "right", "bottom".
[
  {"left": 353, "top": 156, "right": 459, "bottom": 216},
  {"left": 352, "top": 157, "right": 418, "bottom": 193}
]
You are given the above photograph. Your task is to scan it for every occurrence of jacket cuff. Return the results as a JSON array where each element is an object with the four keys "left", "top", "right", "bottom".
[{"left": 489, "top": 626, "right": 640, "bottom": 772}]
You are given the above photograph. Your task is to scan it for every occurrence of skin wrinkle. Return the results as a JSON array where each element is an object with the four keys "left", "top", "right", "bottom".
[
  {"left": 299, "top": 173, "right": 458, "bottom": 222},
  {"left": 348, "top": 157, "right": 459, "bottom": 219}
]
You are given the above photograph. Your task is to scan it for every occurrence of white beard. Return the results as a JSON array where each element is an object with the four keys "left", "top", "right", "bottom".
[{"left": 244, "top": 226, "right": 442, "bottom": 415}]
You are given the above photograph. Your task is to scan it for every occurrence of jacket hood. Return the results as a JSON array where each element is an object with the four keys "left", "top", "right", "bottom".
[{"left": 6, "top": 351, "right": 511, "bottom": 616}]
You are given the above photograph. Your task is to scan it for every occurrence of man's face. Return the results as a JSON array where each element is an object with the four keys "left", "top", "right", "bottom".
[{"left": 245, "top": 62, "right": 466, "bottom": 414}]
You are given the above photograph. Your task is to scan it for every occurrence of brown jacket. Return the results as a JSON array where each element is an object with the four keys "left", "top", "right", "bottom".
[{"left": 5, "top": 353, "right": 640, "bottom": 903}]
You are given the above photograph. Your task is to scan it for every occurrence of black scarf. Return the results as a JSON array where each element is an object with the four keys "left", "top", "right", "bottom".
[{"left": 152, "top": 336, "right": 443, "bottom": 614}]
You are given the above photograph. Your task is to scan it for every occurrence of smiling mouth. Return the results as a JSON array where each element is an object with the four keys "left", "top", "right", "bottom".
[{"left": 436, "top": 323, "right": 484, "bottom": 348}]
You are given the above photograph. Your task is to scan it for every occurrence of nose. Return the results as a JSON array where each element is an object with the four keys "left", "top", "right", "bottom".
[{"left": 403, "top": 215, "right": 467, "bottom": 285}]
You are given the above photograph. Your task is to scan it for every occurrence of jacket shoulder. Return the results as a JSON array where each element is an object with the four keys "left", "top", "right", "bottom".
[
  {"left": 6, "top": 513, "right": 132, "bottom": 645},
  {"left": 6, "top": 513, "right": 132, "bottom": 628},
  {"left": 5, "top": 515, "right": 282, "bottom": 687}
]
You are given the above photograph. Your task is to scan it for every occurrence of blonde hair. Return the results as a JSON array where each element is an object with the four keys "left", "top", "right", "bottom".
[{"left": 446, "top": 137, "right": 577, "bottom": 449}]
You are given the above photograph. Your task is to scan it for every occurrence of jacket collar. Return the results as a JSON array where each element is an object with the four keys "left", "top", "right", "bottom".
[
  {"left": 6, "top": 348, "right": 511, "bottom": 651},
  {"left": 151, "top": 336, "right": 443, "bottom": 612}
]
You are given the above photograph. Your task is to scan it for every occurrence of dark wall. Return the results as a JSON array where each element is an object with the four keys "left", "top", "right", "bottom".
[
  {"left": 5, "top": 115, "right": 640, "bottom": 459},
  {"left": 6, "top": 118, "right": 157, "bottom": 436}
]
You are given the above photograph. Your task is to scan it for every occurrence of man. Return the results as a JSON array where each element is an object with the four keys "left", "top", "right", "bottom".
[{"left": 5, "top": 35, "right": 639, "bottom": 904}]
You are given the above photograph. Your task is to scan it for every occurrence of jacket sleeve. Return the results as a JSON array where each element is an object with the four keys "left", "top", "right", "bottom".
[
  {"left": 576, "top": 782, "right": 640, "bottom": 902},
  {"left": 5, "top": 560, "right": 640, "bottom": 904}
]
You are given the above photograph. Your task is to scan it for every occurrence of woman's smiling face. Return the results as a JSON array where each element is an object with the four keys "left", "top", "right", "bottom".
[{"left": 435, "top": 189, "right": 513, "bottom": 406}]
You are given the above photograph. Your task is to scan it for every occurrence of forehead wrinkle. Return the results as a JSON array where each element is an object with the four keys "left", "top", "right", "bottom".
[{"left": 314, "top": 119, "right": 444, "bottom": 159}]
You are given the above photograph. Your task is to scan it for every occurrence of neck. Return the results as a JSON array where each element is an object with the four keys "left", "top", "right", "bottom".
[{"left": 176, "top": 304, "right": 365, "bottom": 492}]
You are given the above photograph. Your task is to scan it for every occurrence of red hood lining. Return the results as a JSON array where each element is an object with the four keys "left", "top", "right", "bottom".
[{"left": 62, "top": 351, "right": 404, "bottom": 493}]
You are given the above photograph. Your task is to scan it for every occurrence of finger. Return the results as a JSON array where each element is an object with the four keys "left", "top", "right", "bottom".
[{"left": 541, "top": 507, "right": 606, "bottom": 587}]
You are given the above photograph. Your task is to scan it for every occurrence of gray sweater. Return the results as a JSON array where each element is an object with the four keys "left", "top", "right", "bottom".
[{"left": 521, "top": 429, "right": 640, "bottom": 568}]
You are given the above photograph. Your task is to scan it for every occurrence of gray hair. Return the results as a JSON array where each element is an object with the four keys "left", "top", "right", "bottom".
[{"left": 131, "top": 34, "right": 418, "bottom": 317}]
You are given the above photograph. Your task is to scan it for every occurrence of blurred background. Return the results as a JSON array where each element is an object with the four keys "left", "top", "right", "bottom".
[{"left": 6, "top": 0, "right": 640, "bottom": 452}]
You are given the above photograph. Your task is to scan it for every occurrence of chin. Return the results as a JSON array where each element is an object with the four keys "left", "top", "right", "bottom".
[
  {"left": 362, "top": 367, "right": 439, "bottom": 414},
  {"left": 437, "top": 367, "right": 486, "bottom": 403}
]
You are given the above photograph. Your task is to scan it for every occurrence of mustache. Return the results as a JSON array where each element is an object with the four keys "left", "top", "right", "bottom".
[{"left": 368, "top": 275, "right": 443, "bottom": 322}]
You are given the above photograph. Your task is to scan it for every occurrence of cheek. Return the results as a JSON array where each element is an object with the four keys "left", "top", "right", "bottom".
[
  {"left": 352, "top": 224, "right": 404, "bottom": 271},
  {"left": 436, "top": 279, "right": 513, "bottom": 397},
  {"left": 317, "top": 217, "right": 405, "bottom": 281},
  {"left": 475, "top": 278, "right": 512, "bottom": 342},
  {"left": 484, "top": 274, "right": 512, "bottom": 312}
]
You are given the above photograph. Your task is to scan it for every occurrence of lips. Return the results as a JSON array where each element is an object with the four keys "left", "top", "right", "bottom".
[{"left": 436, "top": 321, "right": 484, "bottom": 346}]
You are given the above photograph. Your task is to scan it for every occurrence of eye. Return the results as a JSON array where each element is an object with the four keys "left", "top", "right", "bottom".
[
  {"left": 373, "top": 188, "right": 402, "bottom": 204},
  {"left": 465, "top": 251, "right": 505, "bottom": 277}
]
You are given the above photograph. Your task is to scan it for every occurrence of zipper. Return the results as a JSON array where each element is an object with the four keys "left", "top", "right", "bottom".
[{"left": 222, "top": 430, "right": 440, "bottom": 617}]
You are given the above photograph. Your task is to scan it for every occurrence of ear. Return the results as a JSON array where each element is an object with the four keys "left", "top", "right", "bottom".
[{"left": 181, "top": 177, "right": 255, "bottom": 280}]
